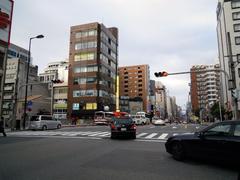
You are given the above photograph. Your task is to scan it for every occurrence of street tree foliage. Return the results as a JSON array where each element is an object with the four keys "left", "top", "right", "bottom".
[{"left": 210, "top": 102, "right": 225, "bottom": 119}]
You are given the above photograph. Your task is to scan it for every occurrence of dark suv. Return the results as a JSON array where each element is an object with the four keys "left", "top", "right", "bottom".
[{"left": 110, "top": 117, "right": 136, "bottom": 139}]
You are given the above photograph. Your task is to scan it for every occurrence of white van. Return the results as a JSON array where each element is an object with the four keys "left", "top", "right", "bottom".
[{"left": 29, "top": 115, "right": 62, "bottom": 130}]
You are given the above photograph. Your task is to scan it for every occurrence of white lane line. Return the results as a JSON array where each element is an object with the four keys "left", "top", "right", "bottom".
[
  {"left": 98, "top": 132, "right": 110, "bottom": 137},
  {"left": 145, "top": 133, "right": 158, "bottom": 139},
  {"left": 150, "top": 126, "right": 155, "bottom": 129},
  {"left": 173, "top": 133, "right": 179, "bottom": 136},
  {"left": 158, "top": 133, "right": 168, "bottom": 139},
  {"left": 172, "top": 126, "right": 177, "bottom": 129},
  {"left": 136, "top": 133, "right": 148, "bottom": 138},
  {"left": 88, "top": 132, "right": 108, "bottom": 137}
]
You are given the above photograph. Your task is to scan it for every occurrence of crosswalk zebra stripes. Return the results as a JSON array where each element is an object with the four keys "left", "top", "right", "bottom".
[{"left": 7, "top": 130, "right": 190, "bottom": 140}]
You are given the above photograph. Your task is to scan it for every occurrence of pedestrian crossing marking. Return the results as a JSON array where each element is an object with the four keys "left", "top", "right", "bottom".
[
  {"left": 88, "top": 132, "right": 108, "bottom": 137},
  {"left": 145, "top": 133, "right": 158, "bottom": 139},
  {"left": 158, "top": 133, "right": 168, "bottom": 139},
  {"left": 136, "top": 133, "right": 148, "bottom": 138},
  {"left": 7, "top": 131, "right": 192, "bottom": 140}
]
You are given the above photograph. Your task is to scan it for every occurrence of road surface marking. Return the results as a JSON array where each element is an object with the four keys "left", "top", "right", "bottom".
[
  {"left": 136, "top": 133, "right": 148, "bottom": 138},
  {"left": 88, "top": 131, "right": 109, "bottom": 136},
  {"left": 145, "top": 133, "right": 158, "bottom": 139},
  {"left": 158, "top": 133, "right": 168, "bottom": 139},
  {"left": 98, "top": 132, "right": 110, "bottom": 137},
  {"left": 173, "top": 133, "right": 179, "bottom": 136}
]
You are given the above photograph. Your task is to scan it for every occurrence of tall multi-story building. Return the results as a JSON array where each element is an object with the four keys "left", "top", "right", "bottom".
[
  {"left": 7, "top": 43, "right": 28, "bottom": 62},
  {"left": 68, "top": 22, "right": 118, "bottom": 119},
  {"left": 217, "top": 0, "right": 240, "bottom": 117},
  {"left": 190, "top": 65, "right": 220, "bottom": 117},
  {"left": 0, "top": 0, "right": 14, "bottom": 120},
  {"left": 118, "top": 64, "right": 150, "bottom": 112},
  {"left": 155, "top": 81, "right": 167, "bottom": 119}
]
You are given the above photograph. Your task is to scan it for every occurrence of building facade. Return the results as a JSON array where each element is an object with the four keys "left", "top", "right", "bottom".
[
  {"left": 217, "top": 0, "right": 240, "bottom": 118},
  {"left": 0, "top": 0, "right": 14, "bottom": 120},
  {"left": 155, "top": 81, "right": 167, "bottom": 119},
  {"left": 190, "top": 65, "right": 220, "bottom": 118},
  {"left": 118, "top": 64, "right": 150, "bottom": 112},
  {"left": 2, "top": 57, "right": 39, "bottom": 128},
  {"left": 39, "top": 61, "right": 68, "bottom": 83},
  {"left": 68, "top": 22, "right": 118, "bottom": 119},
  {"left": 39, "top": 61, "right": 68, "bottom": 120}
]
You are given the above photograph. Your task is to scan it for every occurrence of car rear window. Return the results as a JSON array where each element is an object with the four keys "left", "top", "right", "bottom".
[
  {"left": 30, "top": 116, "right": 39, "bottom": 121},
  {"left": 113, "top": 118, "right": 133, "bottom": 125}
]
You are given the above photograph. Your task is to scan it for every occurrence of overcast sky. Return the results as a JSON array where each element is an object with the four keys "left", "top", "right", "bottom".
[{"left": 11, "top": 0, "right": 219, "bottom": 108}]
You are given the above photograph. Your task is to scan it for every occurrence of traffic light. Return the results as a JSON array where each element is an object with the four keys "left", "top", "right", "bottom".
[
  {"left": 154, "top": 71, "right": 168, "bottom": 77},
  {"left": 52, "top": 79, "right": 64, "bottom": 84}
]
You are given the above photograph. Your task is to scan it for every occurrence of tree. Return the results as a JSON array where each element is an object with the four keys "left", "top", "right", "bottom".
[{"left": 210, "top": 102, "right": 225, "bottom": 120}]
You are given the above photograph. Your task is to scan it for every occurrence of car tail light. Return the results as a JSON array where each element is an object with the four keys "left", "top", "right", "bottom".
[
  {"left": 110, "top": 123, "right": 116, "bottom": 130},
  {"left": 130, "top": 124, "right": 136, "bottom": 130}
]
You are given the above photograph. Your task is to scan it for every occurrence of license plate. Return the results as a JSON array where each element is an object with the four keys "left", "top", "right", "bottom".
[{"left": 121, "top": 128, "right": 126, "bottom": 131}]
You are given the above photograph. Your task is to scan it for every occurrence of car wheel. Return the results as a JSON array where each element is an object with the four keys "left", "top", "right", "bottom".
[
  {"left": 42, "top": 125, "right": 47, "bottom": 131},
  {"left": 132, "top": 134, "right": 136, "bottom": 139},
  {"left": 57, "top": 124, "right": 61, "bottom": 129},
  {"left": 141, "top": 122, "right": 144, "bottom": 125},
  {"left": 171, "top": 142, "right": 185, "bottom": 161}
]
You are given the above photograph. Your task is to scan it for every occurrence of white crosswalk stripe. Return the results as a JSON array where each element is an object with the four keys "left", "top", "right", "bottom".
[
  {"left": 158, "top": 133, "right": 168, "bottom": 139},
  {"left": 144, "top": 133, "right": 158, "bottom": 139},
  {"left": 98, "top": 132, "right": 110, "bottom": 137},
  {"left": 136, "top": 133, "right": 148, "bottom": 138},
  {"left": 88, "top": 132, "right": 109, "bottom": 137}
]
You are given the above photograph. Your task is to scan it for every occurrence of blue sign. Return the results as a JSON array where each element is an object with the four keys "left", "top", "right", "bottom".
[{"left": 27, "top": 100, "right": 32, "bottom": 107}]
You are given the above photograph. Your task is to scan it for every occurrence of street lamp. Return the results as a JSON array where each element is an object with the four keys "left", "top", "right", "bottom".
[{"left": 23, "top": 34, "right": 44, "bottom": 129}]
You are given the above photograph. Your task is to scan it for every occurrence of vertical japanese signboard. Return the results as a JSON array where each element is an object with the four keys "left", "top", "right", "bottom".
[{"left": 0, "top": 0, "right": 13, "bottom": 47}]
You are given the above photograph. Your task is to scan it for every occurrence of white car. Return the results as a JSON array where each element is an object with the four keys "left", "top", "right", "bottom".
[
  {"left": 132, "top": 115, "right": 150, "bottom": 125},
  {"left": 152, "top": 119, "right": 165, "bottom": 126}
]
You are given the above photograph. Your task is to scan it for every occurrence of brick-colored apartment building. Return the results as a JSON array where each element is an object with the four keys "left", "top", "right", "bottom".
[
  {"left": 118, "top": 65, "right": 150, "bottom": 112},
  {"left": 67, "top": 22, "right": 118, "bottom": 119}
]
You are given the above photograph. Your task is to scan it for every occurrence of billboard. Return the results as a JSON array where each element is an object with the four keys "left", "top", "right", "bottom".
[{"left": 0, "top": 0, "right": 13, "bottom": 46}]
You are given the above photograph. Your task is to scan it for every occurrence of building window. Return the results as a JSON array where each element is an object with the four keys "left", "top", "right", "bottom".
[
  {"left": 232, "top": 1, "right": 240, "bottom": 9},
  {"left": 86, "top": 103, "right": 97, "bottom": 110},
  {"left": 233, "top": 12, "right": 240, "bottom": 20},
  {"left": 235, "top": 36, "right": 240, "bottom": 45},
  {"left": 234, "top": 24, "right": 240, "bottom": 32},
  {"left": 72, "top": 103, "right": 79, "bottom": 110},
  {"left": 75, "top": 41, "right": 97, "bottom": 50},
  {"left": 75, "top": 29, "right": 97, "bottom": 38},
  {"left": 74, "top": 52, "right": 95, "bottom": 61},
  {"left": 237, "top": 54, "right": 240, "bottom": 63}
]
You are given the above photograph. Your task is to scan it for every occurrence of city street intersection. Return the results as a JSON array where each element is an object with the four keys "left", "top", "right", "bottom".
[{"left": 0, "top": 123, "right": 238, "bottom": 180}]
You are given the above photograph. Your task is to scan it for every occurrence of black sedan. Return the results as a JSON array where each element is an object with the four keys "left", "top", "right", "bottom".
[
  {"left": 110, "top": 117, "right": 136, "bottom": 139},
  {"left": 165, "top": 120, "right": 240, "bottom": 163}
]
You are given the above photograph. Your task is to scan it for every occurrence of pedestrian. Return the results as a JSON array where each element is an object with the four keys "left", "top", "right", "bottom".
[{"left": 0, "top": 117, "right": 7, "bottom": 137}]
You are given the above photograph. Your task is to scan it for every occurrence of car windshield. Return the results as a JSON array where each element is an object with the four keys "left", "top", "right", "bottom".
[{"left": 113, "top": 118, "right": 133, "bottom": 125}]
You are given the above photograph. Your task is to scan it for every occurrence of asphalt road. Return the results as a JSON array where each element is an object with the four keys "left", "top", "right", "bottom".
[{"left": 0, "top": 124, "right": 238, "bottom": 180}]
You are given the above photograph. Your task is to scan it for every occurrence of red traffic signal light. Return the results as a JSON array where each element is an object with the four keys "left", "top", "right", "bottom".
[
  {"left": 52, "top": 79, "right": 64, "bottom": 84},
  {"left": 154, "top": 71, "right": 168, "bottom": 77}
]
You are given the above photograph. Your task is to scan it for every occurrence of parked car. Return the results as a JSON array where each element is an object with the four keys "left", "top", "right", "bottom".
[
  {"left": 132, "top": 115, "right": 150, "bottom": 125},
  {"left": 165, "top": 120, "right": 240, "bottom": 163},
  {"left": 29, "top": 115, "right": 62, "bottom": 130},
  {"left": 110, "top": 116, "right": 136, "bottom": 139},
  {"left": 152, "top": 118, "right": 165, "bottom": 126}
]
